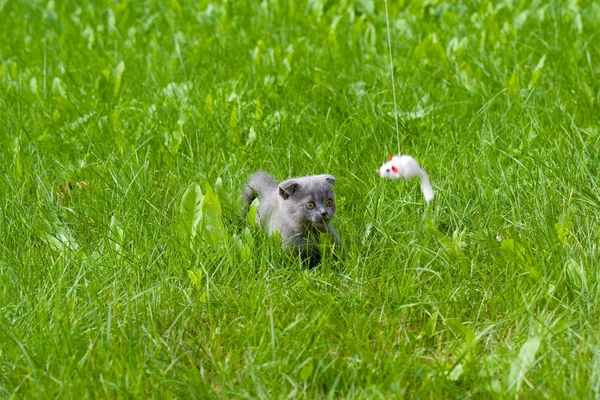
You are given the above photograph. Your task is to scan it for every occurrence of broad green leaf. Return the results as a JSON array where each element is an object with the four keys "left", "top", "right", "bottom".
[
  {"left": 508, "top": 337, "right": 542, "bottom": 394},
  {"left": 270, "top": 229, "right": 283, "bottom": 248},
  {"left": 528, "top": 55, "right": 546, "bottom": 90},
  {"left": 107, "top": 8, "right": 116, "bottom": 33},
  {"left": 446, "top": 318, "right": 476, "bottom": 362},
  {"left": 506, "top": 71, "right": 519, "bottom": 97},
  {"left": 11, "top": 136, "right": 21, "bottom": 175},
  {"left": 554, "top": 212, "right": 571, "bottom": 243},
  {"left": 514, "top": 10, "right": 529, "bottom": 30},
  {"left": 243, "top": 227, "right": 254, "bottom": 247},
  {"left": 113, "top": 61, "right": 125, "bottom": 99},
  {"left": 10, "top": 61, "right": 18, "bottom": 78},
  {"left": 162, "top": 82, "right": 190, "bottom": 104},
  {"left": 414, "top": 33, "right": 447, "bottom": 65},
  {"left": 246, "top": 126, "right": 257, "bottom": 146},
  {"left": 356, "top": 0, "right": 374, "bottom": 15},
  {"left": 446, "top": 319, "right": 475, "bottom": 345},
  {"left": 165, "top": 119, "right": 184, "bottom": 153},
  {"left": 167, "top": 0, "right": 182, "bottom": 16},
  {"left": 214, "top": 176, "right": 232, "bottom": 207},
  {"left": 205, "top": 93, "right": 214, "bottom": 115},
  {"left": 247, "top": 198, "right": 260, "bottom": 227},
  {"left": 425, "top": 219, "right": 470, "bottom": 275},
  {"left": 254, "top": 97, "right": 263, "bottom": 121},
  {"left": 574, "top": 13, "right": 582, "bottom": 34},
  {"left": 491, "top": 380, "right": 503, "bottom": 393},
  {"left": 459, "top": 64, "right": 477, "bottom": 92},
  {"left": 45, "top": 227, "right": 78, "bottom": 252},
  {"left": 180, "top": 183, "right": 203, "bottom": 247},
  {"left": 108, "top": 215, "right": 124, "bottom": 253},
  {"left": 582, "top": 80, "right": 595, "bottom": 108},
  {"left": 82, "top": 25, "right": 94, "bottom": 49},
  {"left": 240, "top": 245, "right": 252, "bottom": 262},
  {"left": 499, "top": 239, "right": 539, "bottom": 279},
  {"left": 29, "top": 77, "right": 38, "bottom": 96},
  {"left": 187, "top": 269, "right": 203, "bottom": 292},
  {"left": 426, "top": 311, "right": 438, "bottom": 337},
  {"left": 537, "top": 4, "right": 548, "bottom": 20},
  {"left": 447, "top": 37, "right": 468, "bottom": 61},
  {"left": 234, "top": 234, "right": 252, "bottom": 261},
  {"left": 300, "top": 359, "right": 314, "bottom": 381},
  {"left": 213, "top": 177, "right": 223, "bottom": 192},
  {"left": 448, "top": 363, "right": 463, "bottom": 381},
  {"left": 96, "top": 69, "right": 112, "bottom": 104},
  {"left": 565, "top": 258, "right": 586, "bottom": 292},
  {"left": 201, "top": 184, "right": 227, "bottom": 248},
  {"left": 229, "top": 104, "right": 238, "bottom": 131},
  {"left": 252, "top": 40, "right": 264, "bottom": 65},
  {"left": 52, "top": 77, "right": 66, "bottom": 99}
]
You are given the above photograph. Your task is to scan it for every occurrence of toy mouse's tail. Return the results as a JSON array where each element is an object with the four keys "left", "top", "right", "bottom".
[{"left": 418, "top": 169, "right": 434, "bottom": 203}]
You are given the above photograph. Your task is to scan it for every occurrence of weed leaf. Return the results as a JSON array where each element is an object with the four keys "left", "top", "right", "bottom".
[
  {"left": 448, "top": 363, "right": 463, "bottom": 381},
  {"left": 426, "top": 311, "right": 438, "bottom": 337},
  {"left": 565, "top": 258, "right": 586, "bottom": 292},
  {"left": 180, "top": 183, "right": 203, "bottom": 248},
  {"left": 499, "top": 239, "right": 539, "bottom": 279},
  {"left": 234, "top": 233, "right": 252, "bottom": 261},
  {"left": 508, "top": 337, "right": 542, "bottom": 394},
  {"left": 205, "top": 93, "right": 214, "bottom": 115},
  {"left": 108, "top": 216, "right": 124, "bottom": 253},
  {"left": 45, "top": 227, "right": 78, "bottom": 252},
  {"left": 254, "top": 97, "right": 263, "bottom": 121},
  {"left": 214, "top": 176, "right": 232, "bottom": 207},
  {"left": 113, "top": 61, "right": 125, "bottom": 99},
  {"left": 247, "top": 198, "right": 260, "bottom": 228},
  {"left": 300, "top": 359, "right": 314, "bottom": 381},
  {"left": 187, "top": 270, "right": 203, "bottom": 292},
  {"left": 506, "top": 71, "right": 520, "bottom": 97},
  {"left": 446, "top": 318, "right": 476, "bottom": 362},
  {"left": 554, "top": 212, "right": 571, "bottom": 243},
  {"left": 425, "top": 219, "right": 470, "bottom": 275},
  {"left": 528, "top": 55, "right": 546, "bottom": 90},
  {"left": 201, "top": 184, "right": 227, "bottom": 249}
]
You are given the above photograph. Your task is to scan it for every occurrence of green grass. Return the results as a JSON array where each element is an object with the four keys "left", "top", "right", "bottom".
[{"left": 1, "top": 0, "right": 600, "bottom": 398}]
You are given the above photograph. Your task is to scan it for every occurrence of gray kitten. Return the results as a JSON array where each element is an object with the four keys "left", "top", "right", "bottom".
[{"left": 243, "top": 172, "right": 341, "bottom": 269}]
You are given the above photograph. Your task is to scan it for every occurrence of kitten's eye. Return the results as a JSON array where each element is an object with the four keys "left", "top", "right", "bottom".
[
  {"left": 306, "top": 201, "right": 315, "bottom": 210},
  {"left": 326, "top": 199, "right": 334, "bottom": 207}
]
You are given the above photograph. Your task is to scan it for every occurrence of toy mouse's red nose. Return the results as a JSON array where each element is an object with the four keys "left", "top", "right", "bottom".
[{"left": 377, "top": 169, "right": 381, "bottom": 175}]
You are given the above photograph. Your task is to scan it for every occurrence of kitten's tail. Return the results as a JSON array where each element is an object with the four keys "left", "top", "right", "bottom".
[
  {"left": 418, "top": 169, "right": 434, "bottom": 203},
  {"left": 243, "top": 171, "right": 278, "bottom": 208}
]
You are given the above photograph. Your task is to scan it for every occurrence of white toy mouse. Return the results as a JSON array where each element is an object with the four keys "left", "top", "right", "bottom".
[{"left": 378, "top": 155, "right": 434, "bottom": 203}]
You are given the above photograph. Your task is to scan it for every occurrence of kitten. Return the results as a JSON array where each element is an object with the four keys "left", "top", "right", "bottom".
[{"left": 243, "top": 172, "right": 341, "bottom": 269}]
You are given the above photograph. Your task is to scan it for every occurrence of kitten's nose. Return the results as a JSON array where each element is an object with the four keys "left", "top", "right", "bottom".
[{"left": 321, "top": 211, "right": 328, "bottom": 217}]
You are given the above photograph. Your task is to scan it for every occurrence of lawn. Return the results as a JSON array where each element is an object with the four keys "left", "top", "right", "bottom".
[{"left": 1, "top": 0, "right": 600, "bottom": 398}]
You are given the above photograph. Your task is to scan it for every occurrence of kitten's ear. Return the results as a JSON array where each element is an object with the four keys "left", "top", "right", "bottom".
[
  {"left": 323, "top": 175, "right": 337, "bottom": 185},
  {"left": 279, "top": 179, "right": 300, "bottom": 200}
]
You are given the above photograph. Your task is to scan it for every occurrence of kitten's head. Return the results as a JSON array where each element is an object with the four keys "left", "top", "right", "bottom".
[{"left": 278, "top": 174, "right": 337, "bottom": 228}]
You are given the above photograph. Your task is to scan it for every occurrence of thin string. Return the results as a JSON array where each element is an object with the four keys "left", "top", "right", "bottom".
[{"left": 383, "top": 0, "right": 400, "bottom": 156}]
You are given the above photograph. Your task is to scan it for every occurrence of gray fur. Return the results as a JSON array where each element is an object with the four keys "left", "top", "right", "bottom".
[{"left": 243, "top": 172, "right": 341, "bottom": 269}]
